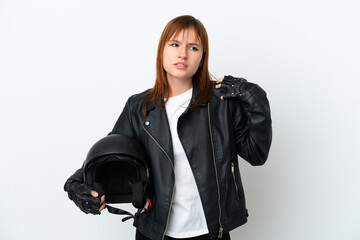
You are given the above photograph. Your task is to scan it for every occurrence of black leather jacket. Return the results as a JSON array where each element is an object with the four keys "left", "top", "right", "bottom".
[{"left": 67, "top": 79, "right": 272, "bottom": 240}]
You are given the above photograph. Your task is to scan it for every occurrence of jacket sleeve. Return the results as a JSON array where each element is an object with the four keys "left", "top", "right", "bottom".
[
  {"left": 230, "top": 84, "right": 272, "bottom": 166},
  {"left": 109, "top": 98, "right": 137, "bottom": 138},
  {"left": 64, "top": 168, "right": 84, "bottom": 191}
]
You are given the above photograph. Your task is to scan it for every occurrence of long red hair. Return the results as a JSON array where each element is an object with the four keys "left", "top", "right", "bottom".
[{"left": 142, "top": 15, "right": 212, "bottom": 116}]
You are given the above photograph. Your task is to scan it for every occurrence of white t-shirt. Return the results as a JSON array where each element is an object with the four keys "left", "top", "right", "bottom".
[{"left": 164, "top": 87, "right": 209, "bottom": 238}]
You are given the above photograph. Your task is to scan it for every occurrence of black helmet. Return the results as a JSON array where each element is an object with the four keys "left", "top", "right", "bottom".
[{"left": 82, "top": 134, "right": 151, "bottom": 221}]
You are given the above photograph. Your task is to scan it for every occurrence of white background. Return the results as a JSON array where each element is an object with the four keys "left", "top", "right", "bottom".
[{"left": 1, "top": 0, "right": 360, "bottom": 239}]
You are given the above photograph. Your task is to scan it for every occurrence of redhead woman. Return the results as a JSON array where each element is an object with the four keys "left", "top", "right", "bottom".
[{"left": 64, "top": 15, "right": 272, "bottom": 240}]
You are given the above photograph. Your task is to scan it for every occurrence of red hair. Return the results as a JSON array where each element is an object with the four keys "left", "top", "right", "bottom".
[{"left": 142, "top": 15, "right": 212, "bottom": 116}]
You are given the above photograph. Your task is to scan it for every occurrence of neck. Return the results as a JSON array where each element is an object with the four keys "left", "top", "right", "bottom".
[{"left": 167, "top": 77, "right": 193, "bottom": 97}]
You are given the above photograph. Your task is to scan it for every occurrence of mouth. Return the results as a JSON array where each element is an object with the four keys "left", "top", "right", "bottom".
[{"left": 174, "top": 63, "right": 188, "bottom": 69}]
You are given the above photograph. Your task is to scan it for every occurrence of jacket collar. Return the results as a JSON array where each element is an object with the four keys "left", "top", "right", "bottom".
[{"left": 145, "top": 78, "right": 201, "bottom": 113}]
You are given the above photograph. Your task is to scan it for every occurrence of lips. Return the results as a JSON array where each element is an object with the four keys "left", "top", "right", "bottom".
[{"left": 174, "top": 62, "right": 188, "bottom": 69}]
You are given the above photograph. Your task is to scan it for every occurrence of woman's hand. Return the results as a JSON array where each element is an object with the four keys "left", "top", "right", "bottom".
[
  {"left": 91, "top": 190, "right": 106, "bottom": 212},
  {"left": 215, "top": 75, "right": 254, "bottom": 100},
  {"left": 215, "top": 78, "right": 225, "bottom": 100},
  {"left": 64, "top": 180, "right": 105, "bottom": 215}
]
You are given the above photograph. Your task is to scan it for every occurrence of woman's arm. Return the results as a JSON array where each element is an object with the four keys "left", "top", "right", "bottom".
[
  {"left": 110, "top": 98, "right": 137, "bottom": 137},
  {"left": 216, "top": 75, "right": 272, "bottom": 166},
  {"left": 65, "top": 168, "right": 83, "bottom": 183}
]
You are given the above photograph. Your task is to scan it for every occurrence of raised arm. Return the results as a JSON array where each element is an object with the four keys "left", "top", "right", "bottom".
[{"left": 216, "top": 75, "right": 272, "bottom": 165}]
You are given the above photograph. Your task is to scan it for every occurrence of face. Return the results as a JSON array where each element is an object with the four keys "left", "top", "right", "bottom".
[{"left": 162, "top": 28, "right": 203, "bottom": 84}]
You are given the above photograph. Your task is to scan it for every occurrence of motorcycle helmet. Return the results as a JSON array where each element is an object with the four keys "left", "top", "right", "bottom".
[{"left": 82, "top": 134, "right": 151, "bottom": 221}]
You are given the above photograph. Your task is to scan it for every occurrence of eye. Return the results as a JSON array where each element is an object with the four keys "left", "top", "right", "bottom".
[
  {"left": 170, "top": 43, "right": 179, "bottom": 47},
  {"left": 190, "top": 46, "right": 199, "bottom": 51}
]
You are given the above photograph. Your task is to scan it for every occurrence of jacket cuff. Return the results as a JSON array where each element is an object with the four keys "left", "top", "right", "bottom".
[{"left": 64, "top": 168, "right": 84, "bottom": 191}]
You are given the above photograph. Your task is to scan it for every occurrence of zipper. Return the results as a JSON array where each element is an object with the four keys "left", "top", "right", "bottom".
[
  {"left": 231, "top": 162, "right": 240, "bottom": 200},
  {"left": 142, "top": 125, "right": 175, "bottom": 240},
  {"left": 207, "top": 103, "right": 223, "bottom": 238}
]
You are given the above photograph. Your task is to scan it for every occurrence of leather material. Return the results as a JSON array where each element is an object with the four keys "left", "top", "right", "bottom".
[
  {"left": 65, "top": 77, "right": 272, "bottom": 240},
  {"left": 64, "top": 180, "right": 101, "bottom": 215},
  {"left": 220, "top": 75, "right": 255, "bottom": 99}
]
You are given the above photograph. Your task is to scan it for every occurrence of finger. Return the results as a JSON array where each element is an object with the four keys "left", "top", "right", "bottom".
[
  {"left": 215, "top": 78, "right": 223, "bottom": 84},
  {"left": 100, "top": 195, "right": 105, "bottom": 204},
  {"left": 91, "top": 190, "right": 99, "bottom": 198},
  {"left": 219, "top": 83, "right": 231, "bottom": 94},
  {"left": 222, "top": 77, "right": 233, "bottom": 85},
  {"left": 99, "top": 203, "right": 106, "bottom": 211},
  {"left": 215, "top": 84, "right": 221, "bottom": 88},
  {"left": 220, "top": 96, "right": 224, "bottom": 100}
]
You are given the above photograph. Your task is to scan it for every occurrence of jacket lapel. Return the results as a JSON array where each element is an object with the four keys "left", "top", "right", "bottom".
[
  {"left": 143, "top": 105, "right": 174, "bottom": 164},
  {"left": 141, "top": 78, "right": 204, "bottom": 164}
]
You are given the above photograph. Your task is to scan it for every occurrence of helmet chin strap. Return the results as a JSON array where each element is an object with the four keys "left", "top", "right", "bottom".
[
  {"left": 106, "top": 198, "right": 151, "bottom": 222},
  {"left": 93, "top": 181, "right": 151, "bottom": 222}
]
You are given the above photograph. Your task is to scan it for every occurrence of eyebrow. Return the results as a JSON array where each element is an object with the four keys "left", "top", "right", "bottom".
[{"left": 169, "top": 39, "right": 202, "bottom": 48}]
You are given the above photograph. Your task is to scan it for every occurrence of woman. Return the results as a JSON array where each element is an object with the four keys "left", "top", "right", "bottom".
[{"left": 64, "top": 15, "right": 272, "bottom": 240}]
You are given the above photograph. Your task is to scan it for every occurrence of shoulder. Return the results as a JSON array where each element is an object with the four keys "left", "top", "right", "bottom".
[
  {"left": 123, "top": 88, "right": 155, "bottom": 119},
  {"left": 127, "top": 88, "right": 152, "bottom": 106}
]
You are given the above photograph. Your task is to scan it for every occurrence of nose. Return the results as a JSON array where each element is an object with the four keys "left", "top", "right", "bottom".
[{"left": 177, "top": 46, "right": 188, "bottom": 60}]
